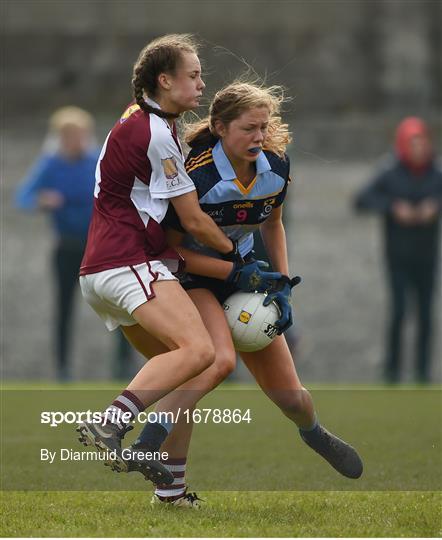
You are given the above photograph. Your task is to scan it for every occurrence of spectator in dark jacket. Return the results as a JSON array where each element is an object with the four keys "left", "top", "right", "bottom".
[{"left": 354, "top": 117, "right": 442, "bottom": 383}]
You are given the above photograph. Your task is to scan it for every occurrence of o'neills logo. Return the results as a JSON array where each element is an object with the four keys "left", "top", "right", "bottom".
[
  {"left": 161, "top": 157, "right": 178, "bottom": 179},
  {"left": 233, "top": 202, "right": 254, "bottom": 209}
]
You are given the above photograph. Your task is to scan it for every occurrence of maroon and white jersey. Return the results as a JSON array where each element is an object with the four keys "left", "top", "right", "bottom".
[{"left": 80, "top": 99, "right": 195, "bottom": 275}]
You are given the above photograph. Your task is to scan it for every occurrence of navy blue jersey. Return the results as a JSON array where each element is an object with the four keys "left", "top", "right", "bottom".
[
  {"left": 165, "top": 140, "right": 291, "bottom": 258},
  {"left": 355, "top": 157, "right": 442, "bottom": 261}
]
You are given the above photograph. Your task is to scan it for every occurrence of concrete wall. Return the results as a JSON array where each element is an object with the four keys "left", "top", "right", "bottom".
[
  {"left": 3, "top": 0, "right": 441, "bottom": 156},
  {"left": 2, "top": 0, "right": 441, "bottom": 382}
]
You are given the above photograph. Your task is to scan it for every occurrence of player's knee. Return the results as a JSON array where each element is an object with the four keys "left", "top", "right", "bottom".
[
  {"left": 213, "top": 350, "right": 236, "bottom": 383},
  {"left": 188, "top": 340, "right": 216, "bottom": 374},
  {"left": 201, "top": 343, "right": 216, "bottom": 369}
]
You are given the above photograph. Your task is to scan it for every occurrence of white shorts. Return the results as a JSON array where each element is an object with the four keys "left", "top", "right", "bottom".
[{"left": 79, "top": 261, "right": 177, "bottom": 331}]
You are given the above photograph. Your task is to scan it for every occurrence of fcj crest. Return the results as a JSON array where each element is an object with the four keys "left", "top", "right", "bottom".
[{"left": 161, "top": 157, "right": 178, "bottom": 179}]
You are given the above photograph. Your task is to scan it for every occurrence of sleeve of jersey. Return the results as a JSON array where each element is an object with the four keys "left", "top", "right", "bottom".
[
  {"left": 274, "top": 154, "right": 291, "bottom": 208},
  {"left": 14, "top": 155, "right": 53, "bottom": 210},
  {"left": 147, "top": 129, "right": 196, "bottom": 200}
]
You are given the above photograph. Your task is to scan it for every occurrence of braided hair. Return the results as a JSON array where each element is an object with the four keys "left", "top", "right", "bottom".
[{"left": 132, "top": 34, "right": 199, "bottom": 120}]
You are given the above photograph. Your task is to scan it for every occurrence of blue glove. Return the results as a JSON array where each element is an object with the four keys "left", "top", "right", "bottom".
[
  {"left": 263, "top": 275, "right": 301, "bottom": 334},
  {"left": 226, "top": 260, "right": 282, "bottom": 293}
]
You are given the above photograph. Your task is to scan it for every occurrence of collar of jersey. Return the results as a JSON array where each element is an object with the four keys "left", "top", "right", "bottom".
[
  {"left": 144, "top": 96, "right": 177, "bottom": 135},
  {"left": 212, "top": 140, "right": 271, "bottom": 181},
  {"left": 144, "top": 96, "right": 161, "bottom": 110}
]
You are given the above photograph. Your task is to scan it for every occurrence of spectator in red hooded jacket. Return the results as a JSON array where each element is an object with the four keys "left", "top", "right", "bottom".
[{"left": 354, "top": 117, "right": 442, "bottom": 383}]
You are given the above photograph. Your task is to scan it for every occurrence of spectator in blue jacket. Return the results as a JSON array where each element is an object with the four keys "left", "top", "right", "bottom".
[
  {"left": 15, "top": 106, "right": 99, "bottom": 380},
  {"left": 354, "top": 117, "right": 442, "bottom": 383}
]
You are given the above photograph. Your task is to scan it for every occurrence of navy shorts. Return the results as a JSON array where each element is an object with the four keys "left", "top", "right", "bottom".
[
  {"left": 180, "top": 273, "right": 239, "bottom": 304},
  {"left": 179, "top": 253, "right": 256, "bottom": 304}
]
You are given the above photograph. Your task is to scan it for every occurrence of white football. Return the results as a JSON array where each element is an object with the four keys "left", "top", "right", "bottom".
[{"left": 223, "top": 291, "right": 280, "bottom": 352}]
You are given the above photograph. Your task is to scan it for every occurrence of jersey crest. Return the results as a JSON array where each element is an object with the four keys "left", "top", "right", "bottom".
[
  {"left": 120, "top": 103, "right": 140, "bottom": 123},
  {"left": 161, "top": 157, "right": 179, "bottom": 179}
]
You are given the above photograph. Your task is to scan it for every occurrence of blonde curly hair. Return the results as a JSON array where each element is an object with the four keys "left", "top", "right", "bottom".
[{"left": 184, "top": 81, "right": 291, "bottom": 157}]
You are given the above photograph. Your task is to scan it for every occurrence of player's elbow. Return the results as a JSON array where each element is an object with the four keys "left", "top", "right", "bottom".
[
  {"left": 353, "top": 193, "right": 372, "bottom": 213},
  {"left": 14, "top": 197, "right": 36, "bottom": 212},
  {"left": 180, "top": 211, "right": 207, "bottom": 236},
  {"left": 260, "top": 218, "right": 283, "bottom": 234}
]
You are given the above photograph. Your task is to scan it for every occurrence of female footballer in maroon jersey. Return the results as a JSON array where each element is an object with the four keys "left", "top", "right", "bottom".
[
  {"left": 128, "top": 81, "right": 363, "bottom": 506},
  {"left": 77, "top": 36, "right": 280, "bottom": 484}
]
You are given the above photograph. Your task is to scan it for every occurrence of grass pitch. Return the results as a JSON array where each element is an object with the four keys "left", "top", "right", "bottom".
[
  {"left": 1, "top": 382, "right": 441, "bottom": 537},
  {"left": 2, "top": 491, "right": 440, "bottom": 537}
]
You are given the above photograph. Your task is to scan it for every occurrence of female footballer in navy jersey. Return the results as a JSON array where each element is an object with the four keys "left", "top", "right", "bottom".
[
  {"left": 129, "top": 82, "right": 363, "bottom": 506},
  {"left": 77, "top": 37, "right": 280, "bottom": 484}
]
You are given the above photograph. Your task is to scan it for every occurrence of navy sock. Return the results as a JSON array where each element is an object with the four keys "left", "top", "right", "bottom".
[
  {"left": 299, "top": 415, "right": 319, "bottom": 434},
  {"left": 134, "top": 422, "right": 170, "bottom": 451}
]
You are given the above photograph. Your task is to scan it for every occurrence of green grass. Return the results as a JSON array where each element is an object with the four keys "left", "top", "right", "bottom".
[
  {"left": 1, "top": 491, "right": 440, "bottom": 537},
  {"left": 1, "top": 382, "right": 441, "bottom": 536}
]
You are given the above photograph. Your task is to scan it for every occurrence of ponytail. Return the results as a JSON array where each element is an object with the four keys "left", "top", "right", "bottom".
[{"left": 184, "top": 118, "right": 218, "bottom": 148}]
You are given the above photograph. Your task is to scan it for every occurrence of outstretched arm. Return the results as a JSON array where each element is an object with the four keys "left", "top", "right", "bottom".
[
  {"left": 165, "top": 229, "right": 233, "bottom": 279},
  {"left": 259, "top": 206, "right": 300, "bottom": 334},
  {"left": 170, "top": 191, "right": 234, "bottom": 255},
  {"left": 165, "top": 228, "right": 281, "bottom": 292}
]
